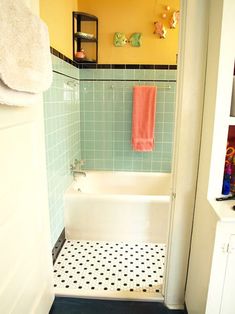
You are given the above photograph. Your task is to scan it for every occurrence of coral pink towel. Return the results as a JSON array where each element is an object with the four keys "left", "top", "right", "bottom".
[{"left": 132, "top": 86, "right": 157, "bottom": 151}]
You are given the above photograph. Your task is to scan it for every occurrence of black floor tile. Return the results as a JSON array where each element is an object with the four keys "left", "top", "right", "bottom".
[{"left": 49, "top": 297, "right": 187, "bottom": 314}]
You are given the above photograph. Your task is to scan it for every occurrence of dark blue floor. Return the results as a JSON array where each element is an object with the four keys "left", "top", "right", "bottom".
[{"left": 49, "top": 297, "right": 187, "bottom": 314}]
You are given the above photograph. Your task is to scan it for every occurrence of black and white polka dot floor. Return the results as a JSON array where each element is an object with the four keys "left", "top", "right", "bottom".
[{"left": 54, "top": 240, "right": 166, "bottom": 299}]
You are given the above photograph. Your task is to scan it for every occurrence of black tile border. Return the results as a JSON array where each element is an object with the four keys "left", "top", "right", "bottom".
[
  {"left": 50, "top": 47, "right": 79, "bottom": 68},
  {"left": 52, "top": 228, "right": 66, "bottom": 264},
  {"left": 50, "top": 47, "right": 177, "bottom": 70}
]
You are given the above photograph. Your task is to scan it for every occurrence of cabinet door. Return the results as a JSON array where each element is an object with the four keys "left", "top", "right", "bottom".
[{"left": 220, "top": 234, "right": 235, "bottom": 314}]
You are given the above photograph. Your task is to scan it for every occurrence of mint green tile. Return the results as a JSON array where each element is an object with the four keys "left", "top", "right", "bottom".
[
  {"left": 84, "top": 160, "right": 95, "bottom": 169},
  {"left": 163, "top": 122, "right": 174, "bottom": 132},
  {"left": 151, "top": 161, "right": 161, "bottom": 171},
  {"left": 113, "top": 160, "right": 124, "bottom": 170},
  {"left": 113, "top": 101, "right": 124, "bottom": 111},
  {"left": 144, "top": 70, "right": 155, "bottom": 80},
  {"left": 94, "top": 93, "right": 104, "bottom": 101},
  {"left": 134, "top": 69, "right": 144, "bottom": 80},
  {"left": 157, "top": 102, "right": 164, "bottom": 113},
  {"left": 94, "top": 141, "right": 105, "bottom": 150},
  {"left": 156, "top": 113, "right": 164, "bottom": 123},
  {"left": 113, "top": 69, "right": 124, "bottom": 79},
  {"left": 104, "top": 112, "right": 113, "bottom": 121},
  {"left": 165, "top": 93, "right": 176, "bottom": 102},
  {"left": 165, "top": 102, "right": 174, "bottom": 112},
  {"left": 93, "top": 81, "right": 104, "bottom": 90},
  {"left": 104, "top": 160, "right": 114, "bottom": 169},
  {"left": 102, "top": 69, "right": 113, "bottom": 80},
  {"left": 85, "top": 111, "right": 94, "bottom": 121},
  {"left": 124, "top": 92, "right": 132, "bottom": 102},
  {"left": 83, "top": 141, "right": 95, "bottom": 150},
  {"left": 113, "top": 121, "right": 124, "bottom": 131},
  {"left": 113, "top": 141, "right": 123, "bottom": 150},
  {"left": 161, "top": 161, "right": 171, "bottom": 172},
  {"left": 162, "top": 152, "right": 172, "bottom": 161},
  {"left": 94, "top": 160, "right": 105, "bottom": 169},
  {"left": 114, "top": 131, "right": 124, "bottom": 141},
  {"left": 165, "top": 70, "right": 177, "bottom": 80},
  {"left": 157, "top": 91, "right": 165, "bottom": 102},
  {"left": 155, "top": 70, "right": 166, "bottom": 80},
  {"left": 95, "top": 150, "right": 104, "bottom": 159},
  {"left": 132, "top": 160, "right": 143, "bottom": 171},
  {"left": 104, "top": 92, "right": 113, "bottom": 102},
  {"left": 85, "top": 131, "right": 95, "bottom": 140},
  {"left": 93, "top": 111, "right": 104, "bottom": 121},
  {"left": 93, "top": 69, "right": 104, "bottom": 79},
  {"left": 163, "top": 132, "right": 173, "bottom": 142},
  {"left": 82, "top": 81, "right": 93, "bottom": 91},
  {"left": 164, "top": 113, "right": 174, "bottom": 123},
  {"left": 80, "top": 69, "right": 94, "bottom": 79},
  {"left": 84, "top": 92, "right": 94, "bottom": 101},
  {"left": 142, "top": 161, "right": 151, "bottom": 171},
  {"left": 124, "top": 70, "right": 135, "bottom": 80},
  {"left": 114, "top": 91, "right": 124, "bottom": 102},
  {"left": 163, "top": 143, "right": 172, "bottom": 152}
]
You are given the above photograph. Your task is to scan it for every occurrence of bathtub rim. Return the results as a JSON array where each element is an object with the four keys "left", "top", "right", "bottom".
[
  {"left": 64, "top": 186, "right": 171, "bottom": 202},
  {"left": 66, "top": 170, "right": 172, "bottom": 199}
]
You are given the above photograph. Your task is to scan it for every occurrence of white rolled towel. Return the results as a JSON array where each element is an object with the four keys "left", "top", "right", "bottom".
[
  {"left": 0, "top": 0, "right": 52, "bottom": 94},
  {"left": 0, "top": 79, "right": 40, "bottom": 107}
]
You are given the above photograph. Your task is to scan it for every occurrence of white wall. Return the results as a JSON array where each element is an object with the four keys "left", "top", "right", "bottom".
[{"left": 0, "top": 0, "right": 54, "bottom": 313}]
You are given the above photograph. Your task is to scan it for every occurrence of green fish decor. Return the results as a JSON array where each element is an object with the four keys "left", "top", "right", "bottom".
[
  {"left": 113, "top": 32, "right": 128, "bottom": 47},
  {"left": 129, "top": 33, "right": 142, "bottom": 47}
]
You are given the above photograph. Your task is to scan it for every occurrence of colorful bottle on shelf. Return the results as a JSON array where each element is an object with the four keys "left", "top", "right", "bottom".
[{"left": 222, "top": 162, "right": 232, "bottom": 195}]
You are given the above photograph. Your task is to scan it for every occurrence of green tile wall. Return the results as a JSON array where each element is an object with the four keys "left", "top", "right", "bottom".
[
  {"left": 44, "top": 55, "right": 81, "bottom": 247},
  {"left": 80, "top": 68, "right": 176, "bottom": 172}
]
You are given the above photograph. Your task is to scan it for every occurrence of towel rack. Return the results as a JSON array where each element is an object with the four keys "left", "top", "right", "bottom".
[
  {"left": 109, "top": 84, "right": 171, "bottom": 90},
  {"left": 82, "top": 84, "right": 171, "bottom": 92},
  {"left": 67, "top": 80, "right": 79, "bottom": 87}
]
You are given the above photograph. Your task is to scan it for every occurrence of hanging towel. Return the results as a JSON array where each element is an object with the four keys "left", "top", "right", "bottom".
[
  {"left": 0, "top": 80, "right": 40, "bottom": 107},
  {"left": 132, "top": 86, "right": 157, "bottom": 152},
  {"left": 0, "top": 0, "right": 52, "bottom": 94}
]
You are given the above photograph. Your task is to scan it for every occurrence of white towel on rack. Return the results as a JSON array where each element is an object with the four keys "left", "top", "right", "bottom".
[
  {"left": 0, "top": 80, "right": 40, "bottom": 107},
  {"left": 0, "top": 0, "right": 52, "bottom": 94}
]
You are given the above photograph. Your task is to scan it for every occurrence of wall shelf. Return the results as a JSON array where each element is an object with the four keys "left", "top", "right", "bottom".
[{"left": 73, "top": 12, "right": 98, "bottom": 64}]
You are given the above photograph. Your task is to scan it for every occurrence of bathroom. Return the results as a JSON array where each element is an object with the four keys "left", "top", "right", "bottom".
[
  {"left": 43, "top": 0, "right": 178, "bottom": 302},
  {"left": 0, "top": 0, "right": 235, "bottom": 313}
]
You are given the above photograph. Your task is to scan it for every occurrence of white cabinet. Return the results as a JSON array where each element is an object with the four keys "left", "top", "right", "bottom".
[
  {"left": 220, "top": 234, "right": 235, "bottom": 314},
  {"left": 205, "top": 221, "right": 235, "bottom": 314}
]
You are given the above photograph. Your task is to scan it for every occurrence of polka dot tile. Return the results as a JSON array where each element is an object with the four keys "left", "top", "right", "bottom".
[{"left": 54, "top": 240, "right": 166, "bottom": 297}]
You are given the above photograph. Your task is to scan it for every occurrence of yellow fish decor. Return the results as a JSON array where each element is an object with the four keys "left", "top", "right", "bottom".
[
  {"left": 153, "top": 21, "right": 167, "bottom": 39},
  {"left": 113, "top": 32, "right": 142, "bottom": 47},
  {"left": 170, "top": 11, "right": 180, "bottom": 29},
  {"left": 113, "top": 32, "right": 128, "bottom": 47}
]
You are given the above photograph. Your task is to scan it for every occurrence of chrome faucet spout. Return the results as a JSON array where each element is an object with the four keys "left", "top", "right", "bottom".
[{"left": 72, "top": 170, "right": 86, "bottom": 178}]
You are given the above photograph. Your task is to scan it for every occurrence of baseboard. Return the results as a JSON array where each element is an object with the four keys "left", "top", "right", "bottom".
[
  {"left": 166, "top": 304, "right": 186, "bottom": 310},
  {"left": 52, "top": 229, "right": 66, "bottom": 264}
]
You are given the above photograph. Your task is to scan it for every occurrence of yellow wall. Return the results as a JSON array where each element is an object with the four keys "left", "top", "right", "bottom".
[
  {"left": 40, "top": 0, "right": 78, "bottom": 59},
  {"left": 78, "top": 0, "right": 179, "bottom": 64}
]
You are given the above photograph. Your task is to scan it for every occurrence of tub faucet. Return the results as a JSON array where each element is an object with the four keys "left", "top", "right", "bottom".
[{"left": 72, "top": 170, "right": 86, "bottom": 178}]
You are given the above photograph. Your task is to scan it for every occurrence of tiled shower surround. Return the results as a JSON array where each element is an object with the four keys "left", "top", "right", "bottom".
[
  {"left": 44, "top": 52, "right": 176, "bottom": 246},
  {"left": 80, "top": 68, "right": 176, "bottom": 172},
  {"left": 43, "top": 55, "right": 81, "bottom": 246}
]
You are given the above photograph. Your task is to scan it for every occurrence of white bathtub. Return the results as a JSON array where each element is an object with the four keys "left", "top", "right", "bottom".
[{"left": 64, "top": 171, "right": 171, "bottom": 243}]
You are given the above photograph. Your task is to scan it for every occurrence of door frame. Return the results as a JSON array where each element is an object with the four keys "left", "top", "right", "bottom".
[{"left": 164, "top": 0, "right": 210, "bottom": 308}]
